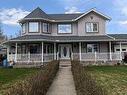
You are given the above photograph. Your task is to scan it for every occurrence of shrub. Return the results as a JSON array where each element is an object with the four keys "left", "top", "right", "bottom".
[
  {"left": 71, "top": 61, "right": 107, "bottom": 95},
  {"left": 1, "top": 61, "right": 59, "bottom": 95}
]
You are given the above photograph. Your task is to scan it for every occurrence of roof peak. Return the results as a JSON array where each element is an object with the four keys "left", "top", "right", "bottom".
[{"left": 24, "top": 7, "right": 51, "bottom": 19}]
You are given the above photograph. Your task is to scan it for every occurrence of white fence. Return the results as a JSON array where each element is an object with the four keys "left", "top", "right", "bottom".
[
  {"left": 8, "top": 53, "right": 56, "bottom": 63},
  {"left": 73, "top": 52, "right": 123, "bottom": 62}
]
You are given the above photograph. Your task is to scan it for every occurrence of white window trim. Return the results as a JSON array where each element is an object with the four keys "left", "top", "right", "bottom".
[
  {"left": 86, "top": 22, "right": 98, "bottom": 33},
  {"left": 58, "top": 24, "right": 72, "bottom": 34},
  {"left": 29, "top": 22, "right": 39, "bottom": 33},
  {"left": 43, "top": 23, "right": 50, "bottom": 33},
  {"left": 22, "top": 23, "right": 26, "bottom": 33}
]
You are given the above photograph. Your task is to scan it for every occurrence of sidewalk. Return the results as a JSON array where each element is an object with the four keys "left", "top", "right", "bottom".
[{"left": 46, "top": 62, "right": 77, "bottom": 95}]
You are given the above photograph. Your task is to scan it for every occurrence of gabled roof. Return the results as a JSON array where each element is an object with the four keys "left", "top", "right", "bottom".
[
  {"left": 23, "top": 7, "right": 51, "bottom": 20},
  {"left": 74, "top": 9, "right": 111, "bottom": 21},
  {"left": 19, "top": 7, "right": 111, "bottom": 22}
]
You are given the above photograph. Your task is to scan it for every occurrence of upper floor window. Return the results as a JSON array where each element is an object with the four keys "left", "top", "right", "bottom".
[
  {"left": 58, "top": 24, "right": 71, "bottom": 33},
  {"left": 43, "top": 23, "right": 49, "bottom": 33},
  {"left": 29, "top": 22, "right": 39, "bottom": 32},
  {"left": 86, "top": 22, "right": 98, "bottom": 32},
  {"left": 22, "top": 23, "right": 26, "bottom": 33}
]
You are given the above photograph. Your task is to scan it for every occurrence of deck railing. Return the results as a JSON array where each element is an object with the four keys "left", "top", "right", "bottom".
[
  {"left": 72, "top": 52, "right": 123, "bottom": 61},
  {"left": 8, "top": 52, "right": 124, "bottom": 63},
  {"left": 8, "top": 53, "right": 57, "bottom": 63}
]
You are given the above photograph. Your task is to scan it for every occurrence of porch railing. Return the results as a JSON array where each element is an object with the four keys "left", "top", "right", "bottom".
[
  {"left": 72, "top": 52, "right": 123, "bottom": 62},
  {"left": 8, "top": 53, "right": 57, "bottom": 63},
  {"left": 8, "top": 52, "right": 124, "bottom": 63}
]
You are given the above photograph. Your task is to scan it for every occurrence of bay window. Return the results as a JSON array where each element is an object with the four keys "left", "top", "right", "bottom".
[
  {"left": 22, "top": 23, "right": 26, "bottom": 33},
  {"left": 43, "top": 23, "right": 49, "bottom": 33},
  {"left": 58, "top": 24, "right": 71, "bottom": 33},
  {"left": 86, "top": 22, "right": 98, "bottom": 32},
  {"left": 29, "top": 22, "right": 39, "bottom": 32}
]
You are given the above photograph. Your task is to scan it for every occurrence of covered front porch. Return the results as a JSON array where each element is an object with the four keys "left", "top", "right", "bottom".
[{"left": 6, "top": 41, "right": 124, "bottom": 64}]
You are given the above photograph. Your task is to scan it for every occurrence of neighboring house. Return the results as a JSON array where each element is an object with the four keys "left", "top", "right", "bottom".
[{"left": 4, "top": 7, "right": 127, "bottom": 64}]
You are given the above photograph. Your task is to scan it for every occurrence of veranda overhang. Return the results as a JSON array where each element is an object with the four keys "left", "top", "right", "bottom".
[{"left": 4, "top": 35, "right": 117, "bottom": 44}]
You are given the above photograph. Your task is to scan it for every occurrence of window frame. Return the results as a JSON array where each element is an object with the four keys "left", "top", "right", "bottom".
[
  {"left": 22, "top": 23, "right": 26, "bottom": 33},
  {"left": 58, "top": 24, "right": 72, "bottom": 34},
  {"left": 43, "top": 23, "right": 50, "bottom": 33},
  {"left": 85, "top": 22, "right": 99, "bottom": 33},
  {"left": 87, "top": 43, "right": 99, "bottom": 53},
  {"left": 29, "top": 22, "right": 39, "bottom": 33}
]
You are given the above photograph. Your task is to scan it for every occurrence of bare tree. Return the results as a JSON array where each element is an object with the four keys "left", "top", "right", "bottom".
[{"left": 0, "top": 22, "right": 6, "bottom": 43}]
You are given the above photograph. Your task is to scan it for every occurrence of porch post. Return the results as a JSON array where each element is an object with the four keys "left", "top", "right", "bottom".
[
  {"left": 15, "top": 43, "right": 17, "bottom": 62},
  {"left": 79, "top": 42, "right": 81, "bottom": 61},
  {"left": 119, "top": 42, "right": 122, "bottom": 60},
  {"left": 109, "top": 41, "right": 112, "bottom": 61},
  {"left": 7, "top": 45, "right": 9, "bottom": 61},
  {"left": 42, "top": 42, "right": 44, "bottom": 63},
  {"left": 54, "top": 43, "right": 56, "bottom": 60}
]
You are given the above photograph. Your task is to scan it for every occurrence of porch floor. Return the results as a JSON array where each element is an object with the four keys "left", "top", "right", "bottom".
[{"left": 46, "top": 61, "right": 76, "bottom": 95}]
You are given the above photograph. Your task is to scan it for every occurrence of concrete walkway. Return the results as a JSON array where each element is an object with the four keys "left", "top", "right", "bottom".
[{"left": 46, "top": 61, "right": 77, "bottom": 95}]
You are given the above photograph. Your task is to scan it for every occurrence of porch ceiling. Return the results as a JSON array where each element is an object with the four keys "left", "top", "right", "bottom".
[{"left": 6, "top": 35, "right": 115, "bottom": 43}]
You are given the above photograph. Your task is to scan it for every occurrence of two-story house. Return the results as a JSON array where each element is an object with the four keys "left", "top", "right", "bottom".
[{"left": 5, "top": 7, "right": 127, "bottom": 64}]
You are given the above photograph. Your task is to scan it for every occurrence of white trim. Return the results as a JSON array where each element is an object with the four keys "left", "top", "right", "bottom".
[
  {"left": 119, "top": 42, "right": 122, "bottom": 60},
  {"left": 42, "top": 42, "right": 43, "bottom": 63},
  {"left": 74, "top": 9, "right": 111, "bottom": 21},
  {"left": 86, "top": 22, "right": 98, "bottom": 33},
  {"left": 109, "top": 42, "right": 112, "bottom": 61},
  {"left": 58, "top": 44, "right": 72, "bottom": 59},
  {"left": 7, "top": 45, "right": 9, "bottom": 61},
  {"left": 15, "top": 43, "right": 18, "bottom": 62},
  {"left": 54, "top": 43, "right": 56, "bottom": 60},
  {"left": 29, "top": 22, "right": 39, "bottom": 33},
  {"left": 43, "top": 23, "right": 50, "bottom": 33}
]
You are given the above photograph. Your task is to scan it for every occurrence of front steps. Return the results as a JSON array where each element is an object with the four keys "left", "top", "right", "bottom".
[{"left": 59, "top": 60, "right": 71, "bottom": 67}]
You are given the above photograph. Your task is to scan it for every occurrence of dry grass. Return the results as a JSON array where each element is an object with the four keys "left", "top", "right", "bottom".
[
  {"left": 71, "top": 61, "right": 106, "bottom": 95},
  {"left": 87, "top": 66, "right": 127, "bottom": 95},
  {"left": 0, "top": 61, "right": 59, "bottom": 95}
]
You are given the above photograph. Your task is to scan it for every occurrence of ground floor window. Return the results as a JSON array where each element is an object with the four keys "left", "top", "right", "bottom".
[
  {"left": 29, "top": 44, "right": 41, "bottom": 54},
  {"left": 87, "top": 43, "right": 99, "bottom": 53}
]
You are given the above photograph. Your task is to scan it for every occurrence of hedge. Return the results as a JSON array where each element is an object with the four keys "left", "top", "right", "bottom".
[
  {"left": 71, "top": 61, "right": 107, "bottom": 95},
  {"left": 1, "top": 61, "right": 59, "bottom": 95}
]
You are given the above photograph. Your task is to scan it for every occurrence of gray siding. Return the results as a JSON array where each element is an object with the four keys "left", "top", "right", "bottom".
[
  {"left": 21, "top": 12, "right": 107, "bottom": 36},
  {"left": 78, "top": 12, "right": 106, "bottom": 36},
  {"left": 100, "top": 42, "right": 108, "bottom": 52}
]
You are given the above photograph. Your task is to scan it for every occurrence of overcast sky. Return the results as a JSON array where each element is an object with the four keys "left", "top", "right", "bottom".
[{"left": 0, "top": 0, "right": 127, "bottom": 37}]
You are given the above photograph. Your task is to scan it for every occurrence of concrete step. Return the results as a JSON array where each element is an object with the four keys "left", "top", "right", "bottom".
[{"left": 60, "top": 60, "right": 71, "bottom": 67}]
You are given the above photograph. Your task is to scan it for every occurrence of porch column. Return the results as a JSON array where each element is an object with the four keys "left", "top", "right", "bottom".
[
  {"left": 119, "top": 42, "right": 122, "bottom": 60},
  {"left": 15, "top": 43, "right": 17, "bottom": 62},
  {"left": 54, "top": 43, "right": 56, "bottom": 60},
  {"left": 42, "top": 42, "right": 44, "bottom": 63},
  {"left": 79, "top": 42, "right": 82, "bottom": 61},
  {"left": 109, "top": 42, "right": 112, "bottom": 61},
  {"left": 7, "top": 45, "right": 9, "bottom": 61}
]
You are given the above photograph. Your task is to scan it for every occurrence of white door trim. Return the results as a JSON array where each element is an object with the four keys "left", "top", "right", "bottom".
[{"left": 58, "top": 44, "right": 72, "bottom": 59}]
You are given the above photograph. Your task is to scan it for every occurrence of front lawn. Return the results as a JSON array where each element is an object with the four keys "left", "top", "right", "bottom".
[
  {"left": 0, "top": 61, "right": 59, "bottom": 95},
  {"left": 87, "top": 66, "right": 127, "bottom": 95},
  {"left": 0, "top": 68, "right": 39, "bottom": 88}
]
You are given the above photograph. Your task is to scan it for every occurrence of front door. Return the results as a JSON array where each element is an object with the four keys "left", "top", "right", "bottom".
[{"left": 59, "top": 44, "right": 72, "bottom": 59}]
